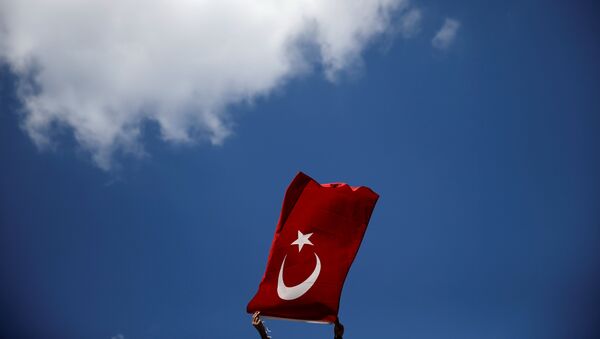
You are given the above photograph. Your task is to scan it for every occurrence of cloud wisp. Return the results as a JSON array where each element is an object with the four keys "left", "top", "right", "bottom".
[
  {"left": 398, "top": 8, "right": 422, "bottom": 38},
  {"left": 0, "top": 0, "right": 418, "bottom": 169},
  {"left": 432, "top": 18, "right": 460, "bottom": 50}
]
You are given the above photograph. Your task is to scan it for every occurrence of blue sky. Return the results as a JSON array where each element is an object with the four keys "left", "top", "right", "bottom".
[{"left": 1, "top": 1, "right": 600, "bottom": 338}]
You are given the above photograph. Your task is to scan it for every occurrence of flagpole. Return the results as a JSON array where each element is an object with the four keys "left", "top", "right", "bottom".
[{"left": 252, "top": 312, "right": 271, "bottom": 339}]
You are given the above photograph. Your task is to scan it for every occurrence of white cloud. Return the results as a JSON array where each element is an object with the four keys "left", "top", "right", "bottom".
[
  {"left": 398, "top": 8, "right": 422, "bottom": 38},
  {"left": 111, "top": 334, "right": 124, "bottom": 339},
  {"left": 432, "top": 18, "right": 460, "bottom": 50},
  {"left": 0, "top": 0, "right": 412, "bottom": 169}
]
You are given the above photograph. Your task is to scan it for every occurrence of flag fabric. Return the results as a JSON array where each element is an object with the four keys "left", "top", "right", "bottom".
[{"left": 247, "top": 172, "right": 379, "bottom": 323}]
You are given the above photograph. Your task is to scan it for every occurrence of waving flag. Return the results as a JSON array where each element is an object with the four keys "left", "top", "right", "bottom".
[{"left": 247, "top": 172, "right": 379, "bottom": 323}]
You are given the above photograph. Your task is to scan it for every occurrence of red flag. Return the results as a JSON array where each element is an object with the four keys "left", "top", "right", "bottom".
[{"left": 247, "top": 172, "right": 379, "bottom": 323}]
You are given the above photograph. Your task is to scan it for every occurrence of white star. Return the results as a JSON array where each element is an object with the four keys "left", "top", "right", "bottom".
[{"left": 291, "top": 231, "right": 314, "bottom": 252}]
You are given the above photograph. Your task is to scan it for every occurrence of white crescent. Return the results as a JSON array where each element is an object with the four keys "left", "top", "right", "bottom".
[{"left": 277, "top": 252, "right": 321, "bottom": 300}]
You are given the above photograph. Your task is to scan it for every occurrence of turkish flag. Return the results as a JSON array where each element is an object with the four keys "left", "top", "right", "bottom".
[{"left": 247, "top": 172, "right": 379, "bottom": 323}]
